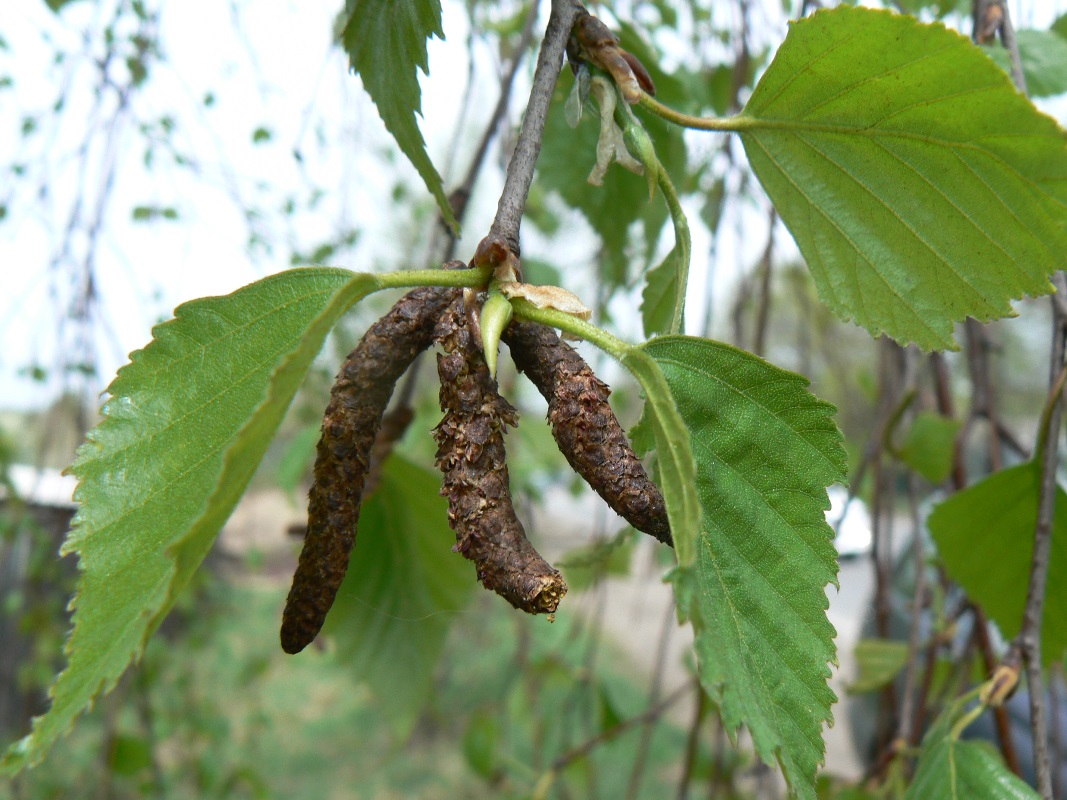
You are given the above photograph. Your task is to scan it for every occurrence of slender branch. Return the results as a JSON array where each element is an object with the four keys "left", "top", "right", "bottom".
[
  {"left": 531, "top": 683, "right": 691, "bottom": 799},
  {"left": 625, "top": 601, "right": 677, "bottom": 799},
  {"left": 752, "top": 208, "right": 777, "bottom": 357},
  {"left": 489, "top": 0, "right": 583, "bottom": 255},
  {"left": 998, "top": 1, "right": 1028, "bottom": 95},
  {"left": 971, "top": 605, "right": 1023, "bottom": 775},
  {"left": 676, "top": 681, "right": 707, "bottom": 799},
  {"left": 1014, "top": 270, "right": 1067, "bottom": 799},
  {"left": 1050, "top": 664, "right": 1066, "bottom": 800},
  {"left": 894, "top": 474, "right": 926, "bottom": 760},
  {"left": 442, "top": 1, "right": 541, "bottom": 261}
]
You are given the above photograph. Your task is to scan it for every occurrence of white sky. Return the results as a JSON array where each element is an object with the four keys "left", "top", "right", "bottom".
[{"left": 0, "top": 0, "right": 1064, "bottom": 415}]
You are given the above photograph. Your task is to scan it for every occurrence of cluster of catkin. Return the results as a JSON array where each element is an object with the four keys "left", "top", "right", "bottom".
[{"left": 280, "top": 264, "right": 670, "bottom": 655}]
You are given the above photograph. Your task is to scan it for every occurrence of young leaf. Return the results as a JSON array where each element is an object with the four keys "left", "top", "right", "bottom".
[
  {"left": 906, "top": 701, "right": 1039, "bottom": 799},
  {"left": 928, "top": 463, "right": 1067, "bottom": 666},
  {"left": 739, "top": 6, "right": 1067, "bottom": 351},
  {"left": 0, "top": 268, "right": 381, "bottom": 773},
  {"left": 641, "top": 248, "right": 679, "bottom": 337},
  {"left": 341, "top": 0, "right": 458, "bottom": 232},
  {"left": 641, "top": 336, "right": 846, "bottom": 799},
  {"left": 320, "top": 456, "right": 475, "bottom": 737}
]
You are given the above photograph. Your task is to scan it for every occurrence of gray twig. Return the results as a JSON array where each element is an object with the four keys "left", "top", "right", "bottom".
[
  {"left": 998, "top": 1, "right": 1028, "bottom": 95},
  {"left": 1020, "top": 321, "right": 1066, "bottom": 800},
  {"left": 489, "top": 0, "right": 582, "bottom": 255},
  {"left": 442, "top": 0, "right": 541, "bottom": 261}
]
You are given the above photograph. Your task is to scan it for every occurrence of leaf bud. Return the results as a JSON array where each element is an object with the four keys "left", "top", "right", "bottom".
[{"left": 479, "top": 285, "right": 513, "bottom": 379}]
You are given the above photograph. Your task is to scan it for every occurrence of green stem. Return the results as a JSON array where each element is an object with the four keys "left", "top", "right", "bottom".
[
  {"left": 373, "top": 265, "right": 493, "bottom": 291},
  {"left": 509, "top": 298, "right": 634, "bottom": 361},
  {"left": 615, "top": 92, "right": 691, "bottom": 335},
  {"left": 656, "top": 165, "right": 690, "bottom": 335},
  {"left": 638, "top": 93, "right": 749, "bottom": 133},
  {"left": 1034, "top": 363, "right": 1067, "bottom": 464}
]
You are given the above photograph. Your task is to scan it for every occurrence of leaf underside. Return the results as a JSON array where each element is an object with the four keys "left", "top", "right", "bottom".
[
  {"left": 641, "top": 336, "right": 846, "bottom": 800},
  {"left": 741, "top": 6, "right": 1067, "bottom": 351},
  {"left": 1, "top": 268, "right": 374, "bottom": 772},
  {"left": 929, "top": 463, "right": 1067, "bottom": 666},
  {"left": 342, "top": 0, "right": 458, "bottom": 232}
]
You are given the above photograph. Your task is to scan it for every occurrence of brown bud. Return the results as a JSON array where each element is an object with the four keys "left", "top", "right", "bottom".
[
  {"left": 280, "top": 279, "right": 461, "bottom": 654},
  {"left": 571, "top": 11, "right": 651, "bottom": 103},
  {"left": 620, "top": 49, "right": 656, "bottom": 97},
  {"left": 574, "top": 12, "right": 619, "bottom": 51},
  {"left": 433, "top": 298, "right": 567, "bottom": 614},
  {"left": 503, "top": 320, "right": 672, "bottom": 546}
]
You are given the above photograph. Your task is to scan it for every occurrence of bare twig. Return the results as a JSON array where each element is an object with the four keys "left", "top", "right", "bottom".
[
  {"left": 752, "top": 208, "right": 777, "bottom": 358},
  {"left": 997, "top": 1, "right": 1028, "bottom": 95},
  {"left": 971, "top": 605, "right": 1023, "bottom": 775},
  {"left": 625, "top": 601, "right": 677, "bottom": 799},
  {"left": 931, "top": 345, "right": 1022, "bottom": 771},
  {"left": 1050, "top": 664, "right": 1066, "bottom": 800},
  {"left": 533, "top": 682, "right": 691, "bottom": 798},
  {"left": 442, "top": 0, "right": 541, "bottom": 261},
  {"left": 894, "top": 474, "right": 926, "bottom": 759},
  {"left": 1019, "top": 351, "right": 1067, "bottom": 800},
  {"left": 676, "top": 681, "right": 707, "bottom": 800},
  {"left": 489, "top": 0, "right": 583, "bottom": 255}
]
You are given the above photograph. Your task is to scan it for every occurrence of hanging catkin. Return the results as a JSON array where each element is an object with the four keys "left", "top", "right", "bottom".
[
  {"left": 434, "top": 297, "right": 567, "bottom": 614},
  {"left": 280, "top": 281, "right": 459, "bottom": 654},
  {"left": 504, "top": 320, "right": 672, "bottom": 546}
]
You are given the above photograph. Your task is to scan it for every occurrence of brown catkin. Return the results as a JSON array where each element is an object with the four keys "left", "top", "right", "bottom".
[
  {"left": 503, "top": 320, "right": 672, "bottom": 546},
  {"left": 433, "top": 298, "right": 567, "bottom": 614},
  {"left": 280, "top": 281, "right": 460, "bottom": 654}
]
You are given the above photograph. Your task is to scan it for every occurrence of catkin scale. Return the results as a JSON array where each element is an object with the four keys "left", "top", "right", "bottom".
[
  {"left": 280, "top": 282, "right": 460, "bottom": 654},
  {"left": 434, "top": 298, "right": 567, "bottom": 614},
  {"left": 503, "top": 320, "right": 672, "bottom": 546}
]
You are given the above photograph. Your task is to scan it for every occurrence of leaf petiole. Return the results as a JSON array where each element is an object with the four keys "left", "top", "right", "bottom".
[{"left": 638, "top": 93, "right": 747, "bottom": 132}]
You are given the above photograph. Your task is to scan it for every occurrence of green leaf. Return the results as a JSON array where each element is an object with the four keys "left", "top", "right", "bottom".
[
  {"left": 897, "top": 412, "right": 962, "bottom": 484},
  {"left": 928, "top": 463, "right": 1067, "bottom": 666},
  {"left": 1055, "top": 14, "right": 1067, "bottom": 41},
  {"left": 641, "top": 248, "right": 680, "bottom": 337},
  {"left": 984, "top": 31, "right": 1067, "bottom": 99},
  {"left": 739, "top": 6, "right": 1065, "bottom": 351},
  {"left": 906, "top": 701, "right": 1039, "bottom": 799},
  {"left": 641, "top": 336, "right": 846, "bottom": 799},
  {"left": 848, "top": 638, "right": 909, "bottom": 693},
  {"left": 341, "top": 0, "right": 457, "bottom": 232},
  {"left": 321, "top": 456, "right": 475, "bottom": 736},
  {"left": 0, "top": 268, "right": 382, "bottom": 773}
]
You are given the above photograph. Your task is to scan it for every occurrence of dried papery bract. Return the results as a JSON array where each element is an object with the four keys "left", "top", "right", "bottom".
[
  {"left": 504, "top": 320, "right": 672, "bottom": 546},
  {"left": 434, "top": 298, "right": 567, "bottom": 614},
  {"left": 280, "top": 281, "right": 461, "bottom": 654}
]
